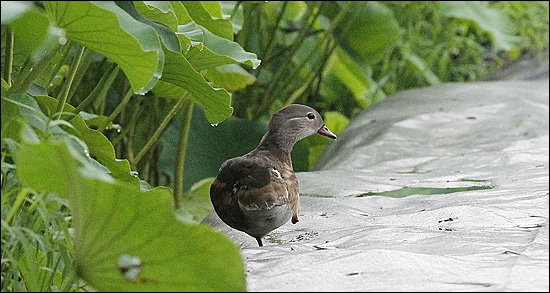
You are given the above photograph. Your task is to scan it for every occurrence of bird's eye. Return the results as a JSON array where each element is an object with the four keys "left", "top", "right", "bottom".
[{"left": 307, "top": 112, "right": 315, "bottom": 119}]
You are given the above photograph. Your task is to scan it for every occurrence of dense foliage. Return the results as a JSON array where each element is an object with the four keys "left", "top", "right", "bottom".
[{"left": 1, "top": 1, "right": 548, "bottom": 291}]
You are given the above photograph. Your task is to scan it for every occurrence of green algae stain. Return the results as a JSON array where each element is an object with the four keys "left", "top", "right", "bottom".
[{"left": 355, "top": 185, "right": 494, "bottom": 198}]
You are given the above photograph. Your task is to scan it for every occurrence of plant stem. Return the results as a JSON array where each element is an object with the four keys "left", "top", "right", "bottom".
[
  {"left": 134, "top": 93, "right": 191, "bottom": 165},
  {"left": 59, "top": 270, "right": 78, "bottom": 292},
  {"left": 112, "top": 96, "right": 143, "bottom": 146},
  {"left": 283, "top": 1, "right": 362, "bottom": 106},
  {"left": 255, "top": 1, "right": 289, "bottom": 78},
  {"left": 229, "top": 1, "right": 242, "bottom": 19},
  {"left": 173, "top": 99, "right": 193, "bottom": 209},
  {"left": 6, "top": 41, "right": 62, "bottom": 97},
  {"left": 11, "top": 55, "right": 33, "bottom": 90},
  {"left": 263, "top": 1, "right": 289, "bottom": 60},
  {"left": 48, "top": 40, "right": 73, "bottom": 84},
  {"left": 253, "top": 1, "right": 322, "bottom": 119},
  {"left": 71, "top": 63, "right": 119, "bottom": 115},
  {"left": 56, "top": 46, "right": 85, "bottom": 120},
  {"left": 276, "top": 1, "right": 356, "bottom": 104},
  {"left": 97, "top": 88, "right": 133, "bottom": 132},
  {"left": 67, "top": 48, "right": 95, "bottom": 104},
  {"left": 3, "top": 27, "right": 14, "bottom": 86},
  {"left": 284, "top": 73, "right": 317, "bottom": 106},
  {"left": 5, "top": 188, "right": 29, "bottom": 226}
]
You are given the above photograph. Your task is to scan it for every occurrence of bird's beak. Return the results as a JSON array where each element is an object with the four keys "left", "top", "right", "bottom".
[{"left": 317, "top": 125, "right": 337, "bottom": 139}]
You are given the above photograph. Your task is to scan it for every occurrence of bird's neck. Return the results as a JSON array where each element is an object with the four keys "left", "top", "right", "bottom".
[{"left": 257, "top": 130, "right": 296, "bottom": 161}]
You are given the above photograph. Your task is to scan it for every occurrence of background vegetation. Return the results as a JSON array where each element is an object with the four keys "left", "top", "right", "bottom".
[{"left": 1, "top": 1, "right": 548, "bottom": 291}]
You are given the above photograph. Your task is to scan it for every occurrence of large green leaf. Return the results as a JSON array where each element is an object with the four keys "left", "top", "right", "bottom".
[
  {"left": 1, "top": 96, "right": 26, "bottom": 142},
  {"left": 134, "top": 1, "right": 178, "bottom": 31},
  {"left": 200, "top": 1, "right": 223, "bottom": 18},
  {"left": 440, "top": 1, "right": 521, "bottom": 51},
  {"left": 150, "top": 80, "right": 187, "bottom": 99},
  {"left": 16, "top": 139, "right": 246, "bottom": 291},
  {"left": 158, "top": 44, "right": 234, "bottom": 124},
  {"left": 43, "top": 1, "right": 163, "bottom": 94},
  {"left": 338, "top": 1, "right": 400, "bottom": 62},
  {"left": 1, "top": 94, "right": 48, "bottom": 142},
  {"left": 204, "top": 64, "right": 256, "bottom": 91},
  {"left": 169, "top": 0, "right": 192, "bottom": 26},
  {"left": 326, "top": 48, "right": 385, "bottom": 109},
  {"left": 181, "top": 1, "right": 234, "bottom": 40},
  {"left": 34, "top": 95, "right": 140, "bottom": 187},
  {"left": 176, "top": 177, "right": 216, "bottom": 224},
  {"left": 326, "top": 48, "right": 370, "bottom": 104},
  {"left": 117, "top": 1, "right": 181, "bottom": 53},
  {"left": 179, "top": 22, "right": 261, "bottom": 71}
]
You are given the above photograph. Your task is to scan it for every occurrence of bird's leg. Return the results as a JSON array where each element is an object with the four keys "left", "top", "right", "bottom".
[
  {"left": 256, "top": 237, "right": 263, "bottom": 246},
  {"left": 292, "top": 213, "right": 299, "bottom": 224}
]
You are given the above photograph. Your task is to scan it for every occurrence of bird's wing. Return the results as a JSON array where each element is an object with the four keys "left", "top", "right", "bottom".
[{"left": 211, "top": 156, "right": 294, "bottom": 211}]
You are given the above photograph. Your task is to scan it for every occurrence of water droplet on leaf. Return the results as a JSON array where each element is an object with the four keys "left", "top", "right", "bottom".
[{"left": 117, "top": 254, "right": 142, "bottom": 282}]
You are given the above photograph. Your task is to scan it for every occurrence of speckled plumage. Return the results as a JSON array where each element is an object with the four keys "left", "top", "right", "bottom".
[{"left": 210, "top": 104, "right": 336, "bottom": 246}]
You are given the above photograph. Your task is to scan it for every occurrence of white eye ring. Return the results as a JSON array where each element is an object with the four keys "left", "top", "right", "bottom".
[{"left": 307, "top": 112, "right": 315, "bottom": 119}]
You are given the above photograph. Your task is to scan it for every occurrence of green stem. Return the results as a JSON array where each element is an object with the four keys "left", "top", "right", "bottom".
[
  {"left": 126, "top": 110, "right": 140, "bottom": 167},
  {"left": 6, "top": 188, "right": 29, "bottom": 226},
  {"left": 229, "top": 1, "right": 242, "bottom": 19},
  {"left": 72, "top": 63, "right": 119, "bottom": 115},
  {"left": 59, "top": 270, "right": 78, "bottom": 292},
  {"left": 294, "top": 40, "right": 333, "bottom": 105},
  {"left": 56, "top": 46, "right": 85, "bottom": 120},
  {"left": 6, "top": 41, "right": 62, "bottom": 97},
  {"left": 11, "top": 56, "right": 32, "bottom": 90},
  {"left": 276, "top": 1, "right": 356, "bottom": 104},
  {"left": 97, "top": 88, "right": 133, "bottom": 132},
  {"left": 284, "top": 71, "right": 318, "bottom": 106},
  {"left": 134, "top": 93, "right": 190, "bottom": 165},
  {"left": 236, "top": 2, "right": 251, "bottom": 49},
  {"left": 3, "top": 27, "right": 14, "bottom": 86},
  {"left": 111, "top": 97, "right": 143, "bottom": 146},
  {"left": 283, "top": 27, "right": 341, "bottom": 104},
  {"left": 173, "top": 99, "right": 193, "bottom": 209},
  {"left": 253, "top": 1, "right": 322, "bottom": 119},
  {"left": 48, "top": 40, "right": 73, "bottom": 84},
  {"left": 261, "top": 1, "right": 288, "bottom": 61},
  {"left": 67, "top": 48, "right": 95, "bottom": 103},
  {"left": 254, "top": 1, "right": 289, "bottom": 79}
]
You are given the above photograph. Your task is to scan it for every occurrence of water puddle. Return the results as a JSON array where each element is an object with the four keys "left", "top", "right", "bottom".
[
  {"left": 459, "top": 178, "right": 491, "bottom": 182},
  {"left": 355, "top": 185, "right": 494, "bottom": 198},
  {"left": 396, "top": 167, "right": 430, "bottom": 174}
]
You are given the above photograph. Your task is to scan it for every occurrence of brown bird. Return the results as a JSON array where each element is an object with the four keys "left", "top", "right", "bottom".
[{"left": 210, "top": 104, "right": 337, "bottom": 246}]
